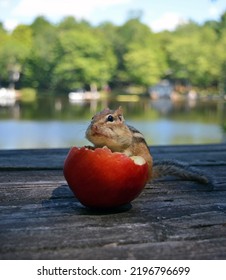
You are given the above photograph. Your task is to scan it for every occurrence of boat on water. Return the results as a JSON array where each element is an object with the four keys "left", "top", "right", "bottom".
[
  {"left": 0, "top": 88, "right": 17, "bottom": 106},
  {"left": 68, "top": 90, "right": 100, "bottom": 103}
]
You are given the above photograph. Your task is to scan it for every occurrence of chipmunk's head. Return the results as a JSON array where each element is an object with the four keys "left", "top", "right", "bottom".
[{"left": 86, "top": 106, "right": 132, "bottom": 152}]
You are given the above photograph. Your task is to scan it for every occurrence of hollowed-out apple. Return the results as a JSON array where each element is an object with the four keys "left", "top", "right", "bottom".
[{"left": 63, "top": 146, "right": 149, "bottom": 209}]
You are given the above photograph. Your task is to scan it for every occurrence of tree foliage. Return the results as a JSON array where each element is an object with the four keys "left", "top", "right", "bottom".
[
  {"left": 53, "top": 27, "right": 117, "bottom": 90},
  {"left": 165, "top": 23, "right": 220, "bottom": 86},
  {"left": 0, "top": 12, "right": 226, "bottom": 92}
]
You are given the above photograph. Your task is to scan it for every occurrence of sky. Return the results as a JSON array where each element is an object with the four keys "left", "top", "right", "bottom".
[{"left": 0, "top": 0, "right": 226, "bottom": 32}]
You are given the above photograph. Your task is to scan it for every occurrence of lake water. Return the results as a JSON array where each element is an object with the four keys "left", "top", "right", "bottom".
[{"left": 0, "top": 94, "right": 225, "bottom": 149}]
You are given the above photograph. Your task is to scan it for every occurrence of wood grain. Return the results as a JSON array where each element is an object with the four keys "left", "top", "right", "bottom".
[{"left": 0, "top": 144, "right": 226, "bottom": 259}]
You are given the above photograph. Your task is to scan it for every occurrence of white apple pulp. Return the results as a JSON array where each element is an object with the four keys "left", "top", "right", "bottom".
[{"left": 130, "top": 156, "right": 146, "bottom": 166}]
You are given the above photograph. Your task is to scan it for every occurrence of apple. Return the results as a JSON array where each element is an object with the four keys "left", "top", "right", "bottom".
[{"left": 63, "top": 146, "right": 149, "bottom": 209}]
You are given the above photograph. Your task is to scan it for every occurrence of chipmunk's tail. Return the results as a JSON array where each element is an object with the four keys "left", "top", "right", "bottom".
[{"left": 152, "top": 159, "right": 213, "bottom": 188}]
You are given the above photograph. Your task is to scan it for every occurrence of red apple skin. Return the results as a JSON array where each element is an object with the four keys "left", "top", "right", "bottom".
[{"left": 63, "top": 146, "right": 149, "bottom": 208}]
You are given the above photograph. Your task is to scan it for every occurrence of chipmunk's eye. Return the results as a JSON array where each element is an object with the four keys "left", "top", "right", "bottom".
[{"left": 107, "top": 115, "right": 114, "bottom": 122}]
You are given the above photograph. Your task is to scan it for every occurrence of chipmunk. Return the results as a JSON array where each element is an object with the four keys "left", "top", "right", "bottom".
[{"left": 86, "top": 106, "right": 212, "bottom": 187}]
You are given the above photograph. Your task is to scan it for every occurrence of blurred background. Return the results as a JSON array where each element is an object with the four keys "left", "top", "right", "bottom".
[{"left": 0, "top": 0, "right": 226, "bottom": 149}]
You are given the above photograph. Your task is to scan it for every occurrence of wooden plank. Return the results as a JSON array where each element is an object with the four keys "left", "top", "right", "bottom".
[
  {"left": 0, "top": 143, "right": 225, "bottom": 169},
  {"left": 0, "top": 148, "right": 68, "bottom": 169},
  {"left": 0, "top": 144, "right": 226, "bottom": 260}
]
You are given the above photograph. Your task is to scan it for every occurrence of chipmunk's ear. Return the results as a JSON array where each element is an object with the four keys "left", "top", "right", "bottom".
[
  {"left": 116, "top": 106, "right": 124, "bottom": 122},
  {"left": 117, "top": 106, "right": 123, "bottom": 115},
  {"left": 101, "top": 107, "right": 110, "bottom": 115}
]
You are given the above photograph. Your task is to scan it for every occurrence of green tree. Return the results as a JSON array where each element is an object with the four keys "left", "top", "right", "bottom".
[
  {"left": 166, "top": 22, "right": 220, "bottom": 88},
  {"left": 115, "top": 19, "right": 167, "bottom": 87},
  {"left": 0, "top": 24, "right": 32, "bottom": 87},
  {"left": 219, "top": 11, "right": 226, "bottom": 31},
  {"left": 124, "top": 43, "right": 166, "bottom": 86},
  {"left": 22, "top": 17, "right": 59, "bottom": 89},
  {"left": 53, "top": 26, "right": 117, "bottom": 91},
  {"left": 58, "top": 16, "right": 91, "bottom": 31},
  {"left": 2, "top": 11, "right": 226, "bottom": 92},
  {"left": 216, "top": 29, "right": 226, "bottom": 93},
  {"left": 0, "top": 26, "right": 9, "bottom": 83}
]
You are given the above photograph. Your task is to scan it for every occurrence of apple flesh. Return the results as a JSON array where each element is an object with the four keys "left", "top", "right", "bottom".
[{"left": 63, "top": 146, "right": 149, "bottom": 209}]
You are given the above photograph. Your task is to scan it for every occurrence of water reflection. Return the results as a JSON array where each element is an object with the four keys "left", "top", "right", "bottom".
[{"left": 0, "top": 93, "right": 225, "bottom": 149}]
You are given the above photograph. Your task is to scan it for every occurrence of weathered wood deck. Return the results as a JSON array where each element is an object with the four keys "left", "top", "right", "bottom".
[{"left": 0, "top": 144, "right": 226, "bottom": 260}]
